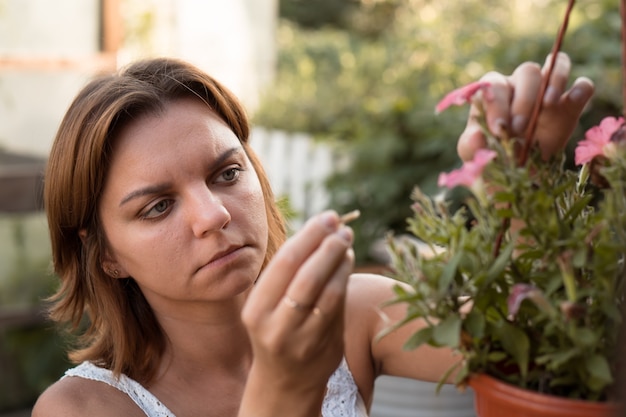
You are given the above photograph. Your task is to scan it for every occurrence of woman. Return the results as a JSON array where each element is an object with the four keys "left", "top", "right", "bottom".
[{"left": 32, "top": 53, "right": 593, "bottom": 417}]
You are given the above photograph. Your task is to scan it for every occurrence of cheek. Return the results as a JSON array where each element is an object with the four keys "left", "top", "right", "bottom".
[
  {"left": 241, "top": 181, "right": 270, "bottom": 242},
  {"left": 104, "top": 221, "right": 182, "bottom": 277}
]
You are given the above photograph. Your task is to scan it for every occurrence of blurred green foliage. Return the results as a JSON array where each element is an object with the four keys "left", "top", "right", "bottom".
[
  {"left": 0, "top": 324, "right": 71, "bottom": 413},
  {"left": 254, "top": 0, "right": 623, "bottom": 264},
  {"left": 0, "top": 214, "right": 67, "bottom": 413}
]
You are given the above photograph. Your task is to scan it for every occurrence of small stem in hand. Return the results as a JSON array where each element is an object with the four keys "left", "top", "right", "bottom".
[{"left": 339, "top": 210, "right": 361, "bottom": 225}]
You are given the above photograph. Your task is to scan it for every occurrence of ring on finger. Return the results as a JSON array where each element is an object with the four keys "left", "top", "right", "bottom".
[
  {"left": 283, "top": 295, "right": 312, "bottom": 311},
  {"left": 312, "top": 306, "right": 324, "bottom": 317}
]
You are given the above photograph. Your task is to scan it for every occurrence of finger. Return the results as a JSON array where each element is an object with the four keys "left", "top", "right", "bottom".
[
  {"left": 305, "top": 248, "right": 354, "bottom": 326},
  {"left": 541, "top": 52, "right": 571, "bottom": 106},
  {"left": 285, "top": 227, "right": 353, "bottom": 307},
  {"left": 295, "top": 249, "right": 353, "bottom": 359},
  {"left": 538, "top": 76, "right": 595, "bottom": 157},
  {"left": 508, "top": 62, "right": 542, "bottom": 137},
  {"left": 457, "top": 121, "right": 487, "bottom": 162},
  {"left": 458, "top": 72, "right": 511, "bottom": 161},
  {"left": 251, "top": 211, "right": 340, "bottom": 311},
  {"left": 562, "top": 76, "right": 594, "bottom": 109},
  {"left": 281, "top": 227, "right": 353, "bottom": 325},
  {"left": 479, "top": 71, "right": 512, "bottom": 136}
]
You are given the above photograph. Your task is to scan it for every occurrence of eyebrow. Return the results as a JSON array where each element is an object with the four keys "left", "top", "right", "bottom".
[{"left": 118, "top": 146, "right": 243, "bottom": 207}]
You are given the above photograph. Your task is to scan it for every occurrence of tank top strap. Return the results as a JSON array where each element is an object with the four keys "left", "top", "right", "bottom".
[
  {"left": 64, "top": 362, "right": 175, "bottom": 417},
  {"left": 65, "top": 358, "right": 367, "bottom": 417}
]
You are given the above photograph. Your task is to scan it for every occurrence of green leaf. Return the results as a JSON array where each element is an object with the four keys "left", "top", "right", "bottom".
[
  {"left": 549, "top": 375, "right": 577, "bottom": 388},
  {"left": 495, "top": 320, "right": 530, "bottom": 378},
  {"left": 376, "top": 310, "right": 425, "bottom": 342},
  {"left": 535, "top": 348, "right": 580, "bottom": 369},
  {"left": 403, "top": 326, "right": 434, "bottom": 350},
  {"left": 585, "top": 355, "right": 613, "bottom": 385},
  {"left": 435, "top": 361, "right": 462, "bottom": 394},
  {"left": 572, "top": 248, "right": 587, "bottom": 268},
  {"left": 433, "top": 314, "right": 461, "bottom": 347},
  {"left": 563, "top": 194, "right": 594, "bottom": 223},
  {"left": 485, "top": 238, "right": 516, "bottom": 283},
  {"left": 495, "top": 207, "right": 513, "bottom": 218},
  {"left": 493, "top": 190, "right": 515, "bottom": 203},
  {"left": 454, "top": 362, "right": 470, "bottom": 386},
  {"left": 487, "top": 351, "right": 508, "bottom": 362},
  {"left": 463, "top": 309, "right": 485, "bottom": 339},
  {"left": 438, "top": 251, "right": 462, "bottom": 293},
  {"left": 571, "top": 328, "right": 598, "bottom": 349}
]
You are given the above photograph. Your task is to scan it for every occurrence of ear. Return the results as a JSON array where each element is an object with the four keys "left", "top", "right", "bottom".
[
  {"left": 79, "top": 228, "right": 128, "bottom": 278},
  {"left": 101, "top": 249, "right": 129, "bottom": 279},
  {"left": 78, "top": 228, "right": 88, "bottom": 244},
  {"left": 102, "top": 256, "right": 129, "bottom": 279}
]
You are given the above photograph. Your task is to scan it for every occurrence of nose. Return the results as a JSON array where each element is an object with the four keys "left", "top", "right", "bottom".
[{"left": 186, "top": 186, "right": 231, "bottom": 238}]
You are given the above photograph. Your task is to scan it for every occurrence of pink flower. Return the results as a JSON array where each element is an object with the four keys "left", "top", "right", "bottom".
[
  {"left": 574, "top": 116, "right": 625, "bottom": 165},
  {"left": 508, "top": 283, "right": 551, "bottom": 317},
  {"left": 435, "top": 81, "right": 491, "bottom": 114},
  {"left": 438, "top": 149, "right": 497, "bottom": 189}
]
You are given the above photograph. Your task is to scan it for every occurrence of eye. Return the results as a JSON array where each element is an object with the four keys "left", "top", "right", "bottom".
[
  {"left": 142, "top": 199, "right": 173, "bottom": 219},
  {"left": 217, "top": 167, "right": 243, "bottom": 183}
]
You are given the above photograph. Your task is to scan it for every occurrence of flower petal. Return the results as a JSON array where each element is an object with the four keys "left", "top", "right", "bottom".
[
  {"left": 435, "top": 81, "right": 491, "bottom": 114},
  {"left": 575, "top": 116, "right": 625, "bottom": 165},
  {"left": 508, "top": 284, "right": 534, "bottom": 316},
  {"left": 508, "top": 283, "right": 552, "bottom": 318},
  {"left": 438, "top": 149, "right": 497, "bottom": 189}
]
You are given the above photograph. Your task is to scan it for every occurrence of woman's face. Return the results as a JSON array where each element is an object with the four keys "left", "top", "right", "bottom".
[{"left": 98, "top": 98, "right": 268, "bottom": 315}]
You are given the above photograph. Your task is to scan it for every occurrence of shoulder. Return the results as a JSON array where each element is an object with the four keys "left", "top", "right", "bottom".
[
  {"left": 32, "top": 374, "right": 145, "bottom": 417},
  {"left": 346, "top": 272, "right": 408, "bottom": 319},
  {"left": 346, "top": 271, "right": 411, "bottom": 332},
  {"left": 344, "top": 272, "right": 416, "bottom": 369},
  {"left": 346, "top": 272, "right": 460, "bottom": 383}
]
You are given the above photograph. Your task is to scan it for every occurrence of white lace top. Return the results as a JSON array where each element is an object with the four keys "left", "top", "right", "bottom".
[{"left": 64, "top": 357, "right": 368, "bottom": 417}]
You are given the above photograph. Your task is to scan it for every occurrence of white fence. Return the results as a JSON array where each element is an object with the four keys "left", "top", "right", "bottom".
[{"left": 250, "top": 127, "right": 336, "bottom": 230}]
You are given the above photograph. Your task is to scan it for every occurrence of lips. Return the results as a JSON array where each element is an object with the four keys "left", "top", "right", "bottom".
[{"left": 195, "top": 245, "right": 246, "bottom": 273}]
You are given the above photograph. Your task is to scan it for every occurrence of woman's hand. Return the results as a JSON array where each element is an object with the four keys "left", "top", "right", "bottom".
[
  {"left": 457, "top": 52, "right": 595, "bottom": 161},
  {"left": 239, "top": 211, "right": 354, "bottom": 417}
]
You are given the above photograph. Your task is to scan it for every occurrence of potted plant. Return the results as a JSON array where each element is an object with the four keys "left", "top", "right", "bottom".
[{"left": 385, "top": 1, "right": 625, "bottom": 416}]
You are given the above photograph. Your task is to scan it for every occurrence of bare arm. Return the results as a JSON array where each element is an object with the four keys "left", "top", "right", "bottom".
[{"left": 346, "top": 273, "right": 460, "bottom": 383}]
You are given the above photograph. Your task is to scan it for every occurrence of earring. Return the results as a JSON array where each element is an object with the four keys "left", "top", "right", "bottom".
[{"left": 108, "top": 269, "right": 119, "bottom": 277}]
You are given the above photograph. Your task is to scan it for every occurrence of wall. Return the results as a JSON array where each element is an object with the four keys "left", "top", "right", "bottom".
[
  {"left": 119, "top": 0, "right": 277, "bottom": 112},
  {"left": 0, "top": 0, "right": 278, "bottom": 157},
  {"left": 0, "top": 0, "right": 103, "bottom": 157}
]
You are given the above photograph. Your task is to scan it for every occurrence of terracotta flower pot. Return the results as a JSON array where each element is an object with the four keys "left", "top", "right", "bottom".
[{"left": 469, "top": 373, "right": 622, "bottom": 417}]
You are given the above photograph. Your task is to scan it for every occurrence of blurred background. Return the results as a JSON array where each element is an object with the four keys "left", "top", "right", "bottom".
[{"left": 0, "top": 0, "right": 622, "bottom": 416}]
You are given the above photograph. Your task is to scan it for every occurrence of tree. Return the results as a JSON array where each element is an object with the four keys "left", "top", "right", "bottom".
[{"left": 255, "top": 0, "right": 622, "bottom": 263}]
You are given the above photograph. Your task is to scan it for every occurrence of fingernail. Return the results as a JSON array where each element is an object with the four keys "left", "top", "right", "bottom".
[
  {"left": 320, "top": 211, "right": 339, "bottom": 230},
  {"left": 543, "top": 86, "right": 559, "bottom": 105},
  {"left": 493, "top": 118, "right": 508, "bottom": 136},
  {"left": 569, "top": 86, "right": 586, "bottom": 103},
  {"left": 512, "top": 115, "right": 528, "bottom": 136},
  {"left": 336, "top": 226, "right": 353, "bottom": 244}
]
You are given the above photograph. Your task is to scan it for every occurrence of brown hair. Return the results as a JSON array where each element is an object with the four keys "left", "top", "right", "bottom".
[{"left": 44, "top": 57, "right": 286, "bottom": 384}]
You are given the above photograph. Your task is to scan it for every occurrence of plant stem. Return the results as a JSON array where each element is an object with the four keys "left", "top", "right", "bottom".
[
  {"left": 621, "top": 0, "right": 626, "bottom": 118},
  {"left": 495, "top": 0, "right": 576, "bottom": 258},
  {"left": 518, "top": 0, "right": 576, "bottom": 166}
]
